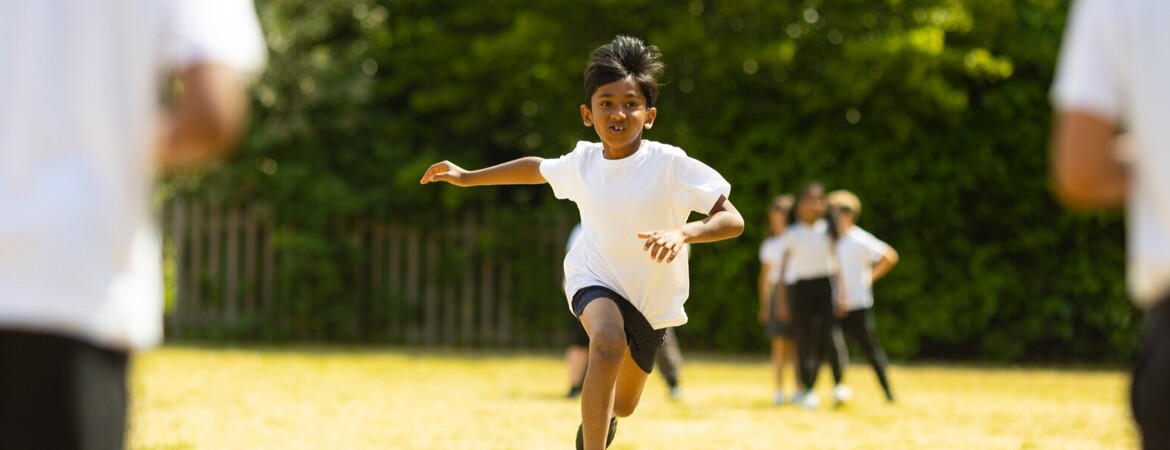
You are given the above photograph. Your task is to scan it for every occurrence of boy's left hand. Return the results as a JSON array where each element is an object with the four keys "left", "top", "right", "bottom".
[{"left": 636, "top": 229, "right": 686, "bottom": 263}]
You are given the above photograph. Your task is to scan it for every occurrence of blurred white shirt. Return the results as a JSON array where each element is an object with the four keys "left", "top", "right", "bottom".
[
  {"left": 836, "top": 227, "right": 891, "bottom": 311},
  {"left": 1052, "top": 0, "right": 1170, "bottom": 308},
  {"left": 774, "top": 219, "right": 838, "bottom": 285},
  {"left": 0, "top": 0, "right": 266, "bottom": 349}
]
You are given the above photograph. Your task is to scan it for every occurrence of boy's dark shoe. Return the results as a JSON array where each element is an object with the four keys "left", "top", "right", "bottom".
[{"left": 574, "top": 417, "right": 617, "bottom": 449}]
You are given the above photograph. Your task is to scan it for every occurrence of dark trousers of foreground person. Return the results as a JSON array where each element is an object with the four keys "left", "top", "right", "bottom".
[
  {"left": 0, "top": 330, "right": 128, "bottom": 450},
  {"left": 1133, "top": 297, "right": 1170, "bottom": 450},
  {"left": 790, "top": 278, "right": 843, "bottom": 388},
  {"left": 839, "top": 308, "right": 894, "bottom": 401}
]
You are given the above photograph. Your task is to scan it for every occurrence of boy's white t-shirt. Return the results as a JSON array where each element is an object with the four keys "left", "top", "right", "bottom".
[
  {"left": 0, "top": 1, "right": 266, "bottom": 350},
  {"left": 836, "top": 227, "right": 891, "bottom": 311},
  {"left": 775, "top": 219, "right": 838, "bottom": 285},
  {"left": 759, "top": 235, "right": 784, "bottom": 285},
  {"left": 540, "top": 140, "right": 731, "bottom": 329},
  {"left": 1051, "top": 0, "right": 1170, "bottom": 309}
]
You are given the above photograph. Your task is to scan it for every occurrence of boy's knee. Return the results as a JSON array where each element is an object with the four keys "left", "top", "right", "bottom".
[
  {"left": 589, "top": 327, "right": 626, "bottom": 363},
  {"left": 613, "top": 401, "right": 638, "bottom": 418}
]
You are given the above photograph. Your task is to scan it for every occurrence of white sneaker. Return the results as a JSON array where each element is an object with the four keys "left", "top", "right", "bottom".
[
  {"left": 832, "top": 385, "right": 853, "bottom": 406},
  {"left": 772, "top": 391, "right": 786, "bottom": 405},
  {"left": 669, "top": 386, "right": 683, "bottom": 401},
  {"left": 800, "top": 391, "right": 820, "bottom": 410}
]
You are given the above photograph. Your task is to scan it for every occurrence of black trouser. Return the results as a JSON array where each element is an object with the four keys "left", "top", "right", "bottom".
[
  {"left": 789, "top": 277, "right": 843, "bottom": 390},
  {"left": 1133, "top": 298, "right": 1170, "bottom": 450},
  {"left": 656, "top": 327, "right": 682, "bottom": 388},
  {"left": 0, "top": 330, "right": 129, "bottom": 450},
  {"left": 840, "top": 308, "right": 893, "bottom": 400}
]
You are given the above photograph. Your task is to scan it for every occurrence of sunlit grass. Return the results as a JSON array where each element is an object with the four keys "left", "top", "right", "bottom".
[{"left": 129, "top": 346, "right": 1136, "bottom": 449}]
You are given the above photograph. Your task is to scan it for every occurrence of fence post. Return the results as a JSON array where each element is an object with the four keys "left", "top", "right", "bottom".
[
  {"left": 168, "top": 198, "right": 188, "bottom": 338},
  {"left": 243, "top": 204, "right": 259, "bottom": 315},
  {"left": 225, "top": 206, "right": 241, "bottom": 322},
  {"left": 424, "top": 232, "right": 439, "bottom": 346},
  {"left": 388, "top": 223, "right": 403, "bottom": 342},
  {"left": 460, "top": 212, "right": 476, "bottom": 346},
  {"left": 405, "top": 227, "right": 421, "bottom": 345}
]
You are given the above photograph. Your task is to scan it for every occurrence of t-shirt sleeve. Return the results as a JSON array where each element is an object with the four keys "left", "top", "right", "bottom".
[
  {"left": 672, "top": 154, "right": 732, "bottom": 214},
  {"left": 1051, "top": 0, "right": 1124, "bottom": 122},
  {"left": 165, "top": 0, "right": 268, "bottom": 76},
  {"left": 539, "top": 142, "right": 588, "bottom": 201},
  {"left": 861, "top": 233, "right": 891, "bottom": 264},
  {"left": 759, "top": 239, "right": 777, "bottom": 265}
]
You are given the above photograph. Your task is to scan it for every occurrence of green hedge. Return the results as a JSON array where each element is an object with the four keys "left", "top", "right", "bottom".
[{"left": 166, "top": 0, "right": 1138, "bottom": 361}]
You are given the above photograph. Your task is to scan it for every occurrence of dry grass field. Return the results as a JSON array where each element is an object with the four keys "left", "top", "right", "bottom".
[{"left": 128, "top": 346, "right": 1136, "bottom": 449}]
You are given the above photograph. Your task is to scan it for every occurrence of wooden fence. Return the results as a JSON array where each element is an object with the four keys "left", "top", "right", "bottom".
[{"left": 162, "top": 199, "right": 575, "bottom": 347}]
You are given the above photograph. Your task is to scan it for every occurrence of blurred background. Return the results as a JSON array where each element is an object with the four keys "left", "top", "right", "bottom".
[{"left": 158, "top": 0, "right": 1132, "bottom": 364}]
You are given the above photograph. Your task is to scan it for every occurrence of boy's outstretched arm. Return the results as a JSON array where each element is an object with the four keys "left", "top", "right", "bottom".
[
  {"left": 637, "top": 195, "right": 745, "bottom": 263},
  {"left": 420, "top": 156, "right": 547, "bottom": 187}
]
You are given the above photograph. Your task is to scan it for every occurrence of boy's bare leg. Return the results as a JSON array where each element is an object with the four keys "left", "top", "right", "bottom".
[
  {"left": 614, "top": 347, "right": 650, "bottom": 417},
  {"left": 579, "top": 299, "right": 626, "bottom": 450}
]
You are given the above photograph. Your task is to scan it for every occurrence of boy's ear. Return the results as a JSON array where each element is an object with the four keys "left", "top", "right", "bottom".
[
  {"left": 580, "top": 105, "right": 593, "bottom": 126},
  {"left": 643, "top": 107, "right": 658, "bottom": 129}
]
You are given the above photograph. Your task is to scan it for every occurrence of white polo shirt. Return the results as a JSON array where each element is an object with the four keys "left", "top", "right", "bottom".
[
  {"left": 775, "top": 219, "right": 838, "bottom": 285},
  {"left": 1052, "top": 0, "right": 1170, "bottom": 309},
  {"left": 836, "top": 227, "right": 891, "bottom": 311},
  {"left": 0, "top": 1, "right": 266, "bottom": 349},
  {"left": 541, "top": 140, "right": 731, "bottom": 329}
]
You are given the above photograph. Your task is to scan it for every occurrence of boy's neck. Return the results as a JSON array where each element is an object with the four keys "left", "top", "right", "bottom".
[
  {"left": 839, "top": 221, "right": 855, "bottom": 233},
  {"left": 601, "top": 140, "right": 642, "bottom": 160}
]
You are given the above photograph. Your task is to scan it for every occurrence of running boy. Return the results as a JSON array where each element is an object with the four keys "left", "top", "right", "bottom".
[
  {"left": 828, "top": 190, "right": 899, "bottom": 402},
  {"left": 420, "top": 36, "right": 744, "bottom": 449}
]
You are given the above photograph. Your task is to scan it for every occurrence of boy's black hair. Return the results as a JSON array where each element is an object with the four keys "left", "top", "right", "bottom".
[
  {"left": 583, "top": 35, "right": 664, "bottom": 107},
  {"left": 787, "top": 182, "right": 840, "bottom": 242}
]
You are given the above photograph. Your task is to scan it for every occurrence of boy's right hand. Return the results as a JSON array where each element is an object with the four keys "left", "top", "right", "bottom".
[{"left": 420, "top": 160, "right": 468, "bottom": 186}]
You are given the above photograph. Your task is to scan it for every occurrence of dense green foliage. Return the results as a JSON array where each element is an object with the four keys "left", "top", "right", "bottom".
[{"left": 169, "top": 0, "right": 1137, "bottom": 361}]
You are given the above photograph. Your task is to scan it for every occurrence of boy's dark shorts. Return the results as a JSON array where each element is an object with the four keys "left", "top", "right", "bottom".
[{"left": 572, "top": 285, "right": 666, "bottom": 374}]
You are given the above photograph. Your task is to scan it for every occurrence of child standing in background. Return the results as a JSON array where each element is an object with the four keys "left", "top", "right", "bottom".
[
  {"left": 828, "top": 190, "right": 899, "bottom": 402},
  {"left": 759, "top": 195, "right": 800, "bottom": 404},
  {"left": 774, "top": 183, "right": 850, "bottom": 409},
  {"left": 421, "top": 36, "right": 744, "bottom": 449}
]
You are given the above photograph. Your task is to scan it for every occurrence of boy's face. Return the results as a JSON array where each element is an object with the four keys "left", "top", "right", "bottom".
[{"left": 580, "top": 76, "right": 657, "bottom": 154}]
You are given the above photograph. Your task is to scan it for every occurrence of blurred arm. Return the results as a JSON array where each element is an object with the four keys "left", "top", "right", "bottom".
[
  {"left": 1050, "top": 110, "right": 1127, "bottom": 209},
  {"left": 758, "top": 263, "right": 773, "bottom": 321},
  {"left": 156, "top": 64, "right": 252, "bottom": 170},
  {"left": 871, "top": 247, "right": 899, "bottom": 282}
]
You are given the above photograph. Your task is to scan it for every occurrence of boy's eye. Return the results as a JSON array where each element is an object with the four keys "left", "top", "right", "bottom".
[
  {"left": 626, "top": 102, "right": 639, "bottom": 108},
  {"left": 600, "top": 101, "right": 612, "bottom": 107}
]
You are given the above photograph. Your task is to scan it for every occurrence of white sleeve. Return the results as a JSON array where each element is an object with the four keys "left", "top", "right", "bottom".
[
  {"left": 1051, "top": 0, "right": 1125, "bottom": 122},
  {"left": 862, "top": 233, "right": 891, "bottom": 264},
  {"left": 758, "top": 239, "right": 777, "bottom": 265},
  {"left": 673, "top": 154, "right": 732, "bottom": 214},
  {"left": 539, "top": 142, "right": 588, "bottom": 201},
  {"left": 166, "top": 0, "right": 267, "bottom": 76}
]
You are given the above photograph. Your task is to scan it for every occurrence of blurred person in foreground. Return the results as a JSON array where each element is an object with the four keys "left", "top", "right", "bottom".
[
  {"left": 0, "top": 1, "right": 265, "bottom": 448},
  {"left": 1050, "top": 0, "right": 1169, "bottom": 448}
]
